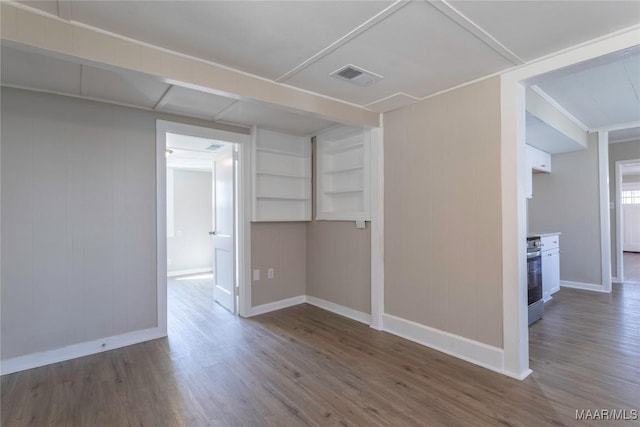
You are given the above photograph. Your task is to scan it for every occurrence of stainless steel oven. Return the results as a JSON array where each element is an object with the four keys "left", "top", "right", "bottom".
[{"left": 527, "top": 237, "right": 544, "bottom": 325}]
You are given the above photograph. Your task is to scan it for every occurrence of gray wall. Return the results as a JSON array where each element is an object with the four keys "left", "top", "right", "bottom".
[
  {"left": 167, "top": 169, "right": 213, "bottom": 274},
  {"left": 251, "top": 222, "right": 306, "bottom": 306},
  {"left": 383, "top": 77, "right": 503, "bottom": 348},
  {"left": 306, "top": 220, "right": 371, "bottom": 314},
  {"left": 305, "top": 140, "right": 371, "bottom": 314},
  {"left": 608, "top": 139, "right": 640, "bottom": 278},
  {"left": 1, "top": 87, "right": 246, "bottom": 360},
  {"left": 529, "top": 133, "right": 602, "bottom": 285}
]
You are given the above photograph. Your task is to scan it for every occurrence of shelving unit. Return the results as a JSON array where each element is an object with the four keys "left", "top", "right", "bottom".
[
  {"left": 316, "top": 126, "right": 371, "bottom": 221},
  {"left": 251, "top": 128, "right": 311, "bottom": 221}
]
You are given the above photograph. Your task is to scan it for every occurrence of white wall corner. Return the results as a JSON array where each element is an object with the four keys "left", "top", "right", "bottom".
[{"left": 1, "top": 327, "right": 165, "bottom": 376}]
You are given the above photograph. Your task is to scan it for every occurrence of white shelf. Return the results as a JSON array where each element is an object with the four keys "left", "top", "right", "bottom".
[
  {"left": 256, "top": 171, "right": 308, "bottom": 179},
  {"left": 257, "top": 195, "right": 309, "bottom": 201},
  {"left": 324, "top": 188, "right": 364, "bottom": 195},
  {"left": 256, "top": 147, "right": 310, "bottom": 158},
  {"left": 316, "top": 126, "right": 371, "bottom": 221},
  {"left": 324, "top": 165, "right": 364, "bottom": 174},
  {"left": 252, "top": 128, "right": 312, "bottom": 222},
  {"left": 324, "top": 142, "right": 363, "bottom": 155}
]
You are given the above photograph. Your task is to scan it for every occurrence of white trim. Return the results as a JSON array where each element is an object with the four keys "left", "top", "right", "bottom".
[
  {"left": 246, "top": 296, "right": 306, "bottom": 317},
  {"left": 611, "top": 276, "right": 620, "bottom": 283},
  {"left": 156, "top": 120, "right": 251, "bottom": 323},
  {"left": 428, "top": 1, "right": 523, "bottom": 65},
  {"left": 238, "top": 133, "right": 252, "bottom": 317},
  {"left": 560, "top": 280, "right": 608, "bottom": 292},
  {"left": 598, "top": 131, "right": 612, "bottom": 293},
  {"left": 1, "top": 327, "right": 164, "bottom": 375},
  {"left": 381, "top": 313, "right": 530, "bottom": 381},
  {"left": 305, "top": 296, "right": 371, "bottom": 325},
  {"left": 167, "top": 267, "right": 213, "bottom": 278},
  {"left": 591, "top": 121, "right": 640, "bottom": 133},
  {"left": 614, "top": 158, "right": 640, "bottom": 283},
  {"left": 370, "top": 126, "right": 384, "bottom": 330},
  {"left": 156, "top": 122, "right": 168, "bottom": 336},
  {"left": 616, "top": 161, "right": 625, "bottom": 283}
]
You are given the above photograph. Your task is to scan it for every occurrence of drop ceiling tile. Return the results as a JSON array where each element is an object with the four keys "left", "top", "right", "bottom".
[
  {"left": 158, "top": 86, "right": 237, "bottom": 119},
  {"left": 82, "top": 66, "right": 170, "bottom": 108},
  {"left": 66, "top": 1, "right": 393, "bottom": 80},
  {"left": 1, "top": 46, "right": 81, "bottom": 95},
  {"left": 450, "top": 1, "right": 640, "bottom": 61},
  {"left": 282, "top": 1, "right": 514, "bottom": 105},
  {"left": 535, "top": 51, "right": 640, "bottom": 129},
  {"left": 215, "top": 101, "right": 336, "bottom": 136}
]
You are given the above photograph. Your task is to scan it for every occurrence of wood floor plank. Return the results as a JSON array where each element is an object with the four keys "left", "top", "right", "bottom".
[{"left": 2, "top": 276, "right": 638, "bottom": 426}]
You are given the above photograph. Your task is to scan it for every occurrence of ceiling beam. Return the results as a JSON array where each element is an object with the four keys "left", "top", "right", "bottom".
[
  {"left": 529, "top": 85, "right": 589, "bottom": 132},
  {"left": 57, "top": 0, "right": 71, "bottom": 20},
  {"left": 153, "top": 85, "right": 174, "bottom": 111},
  {"left": 275, "top": 0, "right": 410, "bottom": 83},
  {"left": 426, "top": 0, "right": 524, "bottom": 66},
  {"left": 212, "top": 100, "right": 240, "bottom": 121}
]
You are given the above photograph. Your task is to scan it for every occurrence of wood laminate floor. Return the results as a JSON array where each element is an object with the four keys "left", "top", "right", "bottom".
[{"left": 2, "top": 276, "right": 639, "bottom": 426}]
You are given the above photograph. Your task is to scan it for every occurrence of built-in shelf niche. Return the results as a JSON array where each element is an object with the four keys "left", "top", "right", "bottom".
[
  {"left": 316, "top": 126, "right": 371, "bottom": 221},
  {"left": 252, "top": 128, "right": 311, "bottom": 221}
]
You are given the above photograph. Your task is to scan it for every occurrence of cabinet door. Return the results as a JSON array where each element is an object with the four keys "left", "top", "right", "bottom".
[
  {"left": 542, "top": 248, "right": 560, "bottom": 301},
  {"left": 549, "top": 249, "right": 560, "bottom": 295},
  {"left": 541, "top": 252, "right": 553, "bottom": 302}
]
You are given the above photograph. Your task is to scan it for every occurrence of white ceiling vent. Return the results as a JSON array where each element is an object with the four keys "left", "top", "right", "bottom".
[
  {"left": 206, "top": 143, "right": 225, "bottom": 151},
  {"left": 330, "top": 64, "right": 383, "bottom": 87}
]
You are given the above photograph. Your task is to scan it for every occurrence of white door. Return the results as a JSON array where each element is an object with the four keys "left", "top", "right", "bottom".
[{"left": 212, "top": 144, "right": 236, "bottom": 312}]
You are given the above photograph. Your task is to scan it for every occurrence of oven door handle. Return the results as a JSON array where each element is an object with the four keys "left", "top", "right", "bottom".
[{"left": 527, "top": 251, "right": 541, "bottom": 259}]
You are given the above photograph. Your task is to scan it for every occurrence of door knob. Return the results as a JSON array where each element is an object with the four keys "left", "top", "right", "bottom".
[{"left": 209, "top": 231, "right": 216, "bottom": 235}]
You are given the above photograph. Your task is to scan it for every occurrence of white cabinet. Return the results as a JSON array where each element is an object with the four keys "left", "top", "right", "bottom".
[
  {"left": 525, "top": 144, "right": 551, "bottom": 199},
  {"left": 251, "top": 128, "right": 311, "bottom": 222},
  {"left": 541, "top": 234, "right": 560, "bottom": 302},
  {"left": 315, "top": 126, "right": 371, "bottom": 221}
]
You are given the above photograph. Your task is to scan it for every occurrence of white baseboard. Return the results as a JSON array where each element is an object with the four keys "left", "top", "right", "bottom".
[
  {"left": 381, "top": 313, "right": 518, "bottom": 378},
  {"left": 247, "top": 295, "right": 306, "bottom": 317},
  {"left": 550, "top": 285, "right": 561, "bottom": 295},
  {"left": 560, "top": 280, "right": 608, "bottom": 292},
  {"left": 167, "top": 267, "right": 212, "bottom": 277},
  {"left": 611, "top": 276, "right": 620, "bottom": 283},
  {"left": 305, "top": 296, "right": 371, "bottom": 325},
  {"left": 1, "top": 327, "right": 165, "bottom": 375}
]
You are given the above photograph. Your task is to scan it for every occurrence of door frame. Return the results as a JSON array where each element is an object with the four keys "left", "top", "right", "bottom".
[
  {"left": 615, "top": 158, "right": 640, "bottom": 282},
  {"left": 156, "top": 120, "right": 252, "bottom": 335}
]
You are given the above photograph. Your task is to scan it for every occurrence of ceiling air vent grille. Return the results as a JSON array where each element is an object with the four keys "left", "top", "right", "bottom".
[{"left": 330, "top": 64, "right": 383, "bottom": 87}]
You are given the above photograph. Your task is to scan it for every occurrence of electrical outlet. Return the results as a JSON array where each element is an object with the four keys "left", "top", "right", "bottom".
[
  {"left": 253, "top": 269, "right": 260, "bottom": 281},
  {"left": 267, "top": 268, "right": 274, "bottom": 279}
]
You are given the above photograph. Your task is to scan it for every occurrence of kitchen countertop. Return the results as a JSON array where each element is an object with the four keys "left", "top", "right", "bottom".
[{"left": 527, "top": 232, "right": 561, "bottom": 238}]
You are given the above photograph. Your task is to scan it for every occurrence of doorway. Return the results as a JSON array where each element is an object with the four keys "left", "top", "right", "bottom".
[
  {"left": 615, "top": 159, "right": 640, "bottom": 284},
  {"left": 156, "top": 120, "right": 252, "bottom": 335}
]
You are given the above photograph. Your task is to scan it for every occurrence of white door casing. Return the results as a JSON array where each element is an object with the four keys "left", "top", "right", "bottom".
[
  {"left": 212, "top": 144, "right": 236, "bottom": 312},
  {"left": 622, "top": 182, "right": 640, "bottom": 253}
]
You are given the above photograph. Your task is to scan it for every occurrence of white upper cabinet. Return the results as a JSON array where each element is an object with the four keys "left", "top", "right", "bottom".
[
  {"left": 251, "top": 128, "right": 311, "bottom": 222},
  {"left": 315, "top": 126, "right": 371, "bottom": 221}
]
